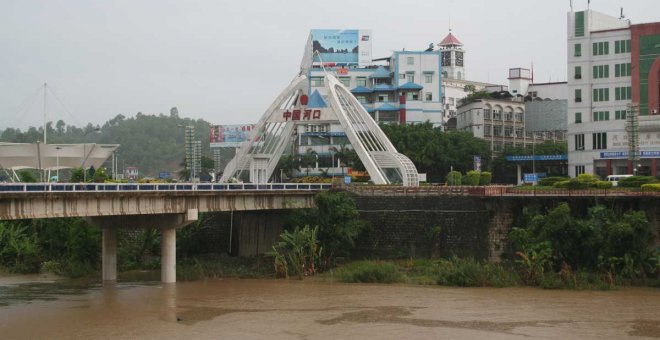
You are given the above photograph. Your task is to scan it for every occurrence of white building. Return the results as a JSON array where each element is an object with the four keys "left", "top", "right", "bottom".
[{"left": 567, "top": 8, "right": 660, "bottom": 178}]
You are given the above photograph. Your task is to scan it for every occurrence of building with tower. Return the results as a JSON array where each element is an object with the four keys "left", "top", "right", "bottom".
[{"left": 567, "top": 8, "right": 660, "bottom": 178}]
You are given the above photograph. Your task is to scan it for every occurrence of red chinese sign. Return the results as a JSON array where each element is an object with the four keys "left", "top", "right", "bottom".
[{"left": 282, "top": 109, "right": 322, "bottom": 121}]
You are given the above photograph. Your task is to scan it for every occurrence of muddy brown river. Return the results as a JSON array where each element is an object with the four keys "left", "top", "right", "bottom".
[{"left": 0, "top": 273, "right": 659, "bottom": 339}]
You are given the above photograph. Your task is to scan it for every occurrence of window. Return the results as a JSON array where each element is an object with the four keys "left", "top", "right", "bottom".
[
  {"left": 493, "top": 142, "right": 502, "bottom": 152},
  {"left": 448, "top": 98, "right": 455, "bottom": 105},
  {"left": 515, "top": 112, "right": 523, "bottom": 122},
  {"left": 504, "top": 112, "right": 513, "bottom": 121},
  {"left": 378, "top": 94, "right": 387, "bottom": 102},
  {"left": 575, "top": 89, "right": 582, "bottom": 103},
  {"left": 615, "top": 63, "right": 632, "bottom": 77},
  {"left": 356, "top": 95, "right": 368, "bottom": 104},
  {"left": 593, "top": 111, "right": 610, "bottom": 121},
  {"left": 424, "top": 74, "right": 433, "bottom": 83},
  {"left": 425, "top": 92, "right": 432, "bottom": 101},
  {"left": 615, "top": 110, "right": 627, "bottom": 120},
  {"left": 576, "top": 165, "right": 585, "bottom": 175},
  {"left": 515, "top": 127, "right": 523, "bottom": 138},
  {"left": 615, "top": 39, "right": 631, "bottom": 54},
  {"left": 575, "top": 11, "right": 585, "bottom": 37},
  {"left": 311, "top": 77, "right": 324, "bottom": 87},
  {"left": 615, "top": 86, "right": 632, "bottom": 100},
  {"left": 593, "top": 88, "right": 609, "bottom": 102},
  {"left": 339, "top": 77, "right": 351, "bottom": 87},
  {"left": 575, "top": 134, "right": 585, "bottom": 150},
  {"left": 592, "top": 41, "right": 609, "bottom": 56},
  {"left": 574, "top": 66, "right": 582, "bottom": 79},
  {"left": 406, "top": 73, "right": 415, "bottom": 83},
  {"left": 504, "top": 126, "right": 513, "bottom": 137},
  {"left": 356, "top": 77, "right": 366, "bottom": 87},
  {"left": 484, "top": 109, "right": 491, "bottom": 119},
  {"left": 575, "top": 112, "right": 582, "bottom": 123},
  {"left": 592, "top": 64, "right": 609, "bottom": 79},
  {"left": 493, "top": 110, "right": 502, "bottom": 120},
  {"left": 399, "top": 74, "right": 406, "bottom": 80},
  {"left": 592, "top": 132, "right": 607, "bottom": 149},
  {"left": 407, "top": 57, "right": 414, "bottom": 65},
  {"left": 493, "top": 126, "right": 502, "bottom": 136},
  {"left": 406, "top": 92, "right": 419, "bottom": 101},
  {"left": 574, "top": 43, "right": 582, "bottom": 57},
  {"left": 484, "top": 124, "right": 492, "bottom": 137}
]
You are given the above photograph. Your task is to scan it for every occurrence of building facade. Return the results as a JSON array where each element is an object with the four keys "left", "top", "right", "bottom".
[{"left": 567, "top": 9, "right": 660, "bottom": 178}]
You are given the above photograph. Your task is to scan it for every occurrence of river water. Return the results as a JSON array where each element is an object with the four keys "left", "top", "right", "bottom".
[{"left": 0, "top": 273, "right": 659, "bottom": 339}]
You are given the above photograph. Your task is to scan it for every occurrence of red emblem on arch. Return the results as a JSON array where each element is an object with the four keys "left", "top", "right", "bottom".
[{"left": 300, "top": 94, "right": 309, "bottom": 106}]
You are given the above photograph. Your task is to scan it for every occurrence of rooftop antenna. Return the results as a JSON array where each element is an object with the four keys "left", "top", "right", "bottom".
[
  {"left": 587, "top": 0, "right": 590, "bottom": 10},
  {"left": 619, "top": 7, "right": 625, "bottom": 19},
  {"left": 569, "top": 0, "right": 573, "bottom": 12}
]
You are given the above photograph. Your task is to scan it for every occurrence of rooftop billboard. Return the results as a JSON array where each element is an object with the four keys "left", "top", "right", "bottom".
[
  {"left": 310, "top": 29, "right": 372, "bottom": 67},
  {"left": 210, "top": 124, "right": 255, "bottom": 148}
]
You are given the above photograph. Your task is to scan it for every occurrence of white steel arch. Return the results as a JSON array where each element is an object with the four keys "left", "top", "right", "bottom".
[{"left": 220, "top": 73, "right": 419, "bottom": 186}]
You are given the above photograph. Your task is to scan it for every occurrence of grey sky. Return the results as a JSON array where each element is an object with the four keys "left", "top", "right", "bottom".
[{"left": 1, "top": 0, "right": 659, "bottom": 130}]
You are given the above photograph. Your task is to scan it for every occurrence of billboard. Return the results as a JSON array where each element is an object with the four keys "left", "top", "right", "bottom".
[
  {"left": 210, "top": 124, "right": 255, "bottom": 148},
  {"left": 310, "top": 29, "right": 372, "bottom": 67}
]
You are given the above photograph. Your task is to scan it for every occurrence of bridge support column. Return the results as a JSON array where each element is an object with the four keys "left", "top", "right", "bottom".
[
  {"left": 102, "top": 226, "right": 117, "bottom": 281},
  {"left": 161, "top": 227, "right": 176, "bottom": 283}
]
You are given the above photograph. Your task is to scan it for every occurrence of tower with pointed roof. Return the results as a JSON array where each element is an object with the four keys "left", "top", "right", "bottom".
[{"left": 438, "top": 29, "right": 465, "bottom": 80}]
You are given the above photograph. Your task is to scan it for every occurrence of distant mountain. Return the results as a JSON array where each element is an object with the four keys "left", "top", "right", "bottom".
[{"left": 0, "top": 108, "right": 212, "bottom": 177}]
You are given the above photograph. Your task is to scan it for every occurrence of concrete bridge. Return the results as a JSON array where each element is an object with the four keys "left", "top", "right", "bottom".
[{"left": 0, "top": 182, "right": 330, "bottom": 283}]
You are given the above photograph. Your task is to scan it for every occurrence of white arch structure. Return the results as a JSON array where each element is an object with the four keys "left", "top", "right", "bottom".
[{"left": 220, "top": 73, "right": 419, "bottom": 186}]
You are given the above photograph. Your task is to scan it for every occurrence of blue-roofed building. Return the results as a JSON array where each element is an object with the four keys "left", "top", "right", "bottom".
[{"left": 308, "top": 34, "right": 444, "bottom": 126}]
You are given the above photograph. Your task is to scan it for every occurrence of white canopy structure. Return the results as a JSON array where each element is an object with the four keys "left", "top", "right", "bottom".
[
  {"left": 0, "top": 142, "right": 119, "bottom": 171},
  {"left": 220, "top": 72, "right": 419, "bottom": 186}
]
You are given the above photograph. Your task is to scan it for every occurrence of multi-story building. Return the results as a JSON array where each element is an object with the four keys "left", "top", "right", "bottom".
[
  {"left": 456, "top": 68, "right": 567, "bottom": 156},
  {"left": 567, "top": 9, "right": 660, "bottom": 178}
]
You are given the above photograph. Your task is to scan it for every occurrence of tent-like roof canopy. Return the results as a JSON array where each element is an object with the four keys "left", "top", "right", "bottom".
[{"left": 0, "top": 142, "right": 119, "bottom": 171}]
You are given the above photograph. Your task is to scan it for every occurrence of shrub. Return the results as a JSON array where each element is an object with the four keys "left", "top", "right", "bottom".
[
  {"left": 446, "top": 171, "right": 462, "bottom": 186},
  {"left": 436, "top": 257, "right": 519, "bottom": 287},
  {"left": 577, "top": 173, "right": 600, "bottom": 184},
  {"left": 479, "top": 171, "right": 492, "bottom": 185},
  {"left": 539, "top": 176, "right": 569, "bottom": 187},
  {"left": 565, "top": 178, "right": 590, "bottom": 189},
  {"left": 641, "top": 183, "right": 660, "bottom": 191},
  {"left": 466, "top": 171, "right": 480, "bottom": 186},
  {"left": 595, "top": 181, "right": 613, "bottom": 189},
  {"left": 337, "top": 261, "right": 403, "bottom": 283},
  {"left": 618, "top": 176, "right": 659, "bottom": 188},
  {"left": 553, "top": 180, "right": 570, "bottom": 188}
]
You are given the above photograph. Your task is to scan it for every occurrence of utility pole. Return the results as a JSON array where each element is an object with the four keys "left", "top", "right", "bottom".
[{"left": 43, "top": 83, "right": 47, "bottom": 144}]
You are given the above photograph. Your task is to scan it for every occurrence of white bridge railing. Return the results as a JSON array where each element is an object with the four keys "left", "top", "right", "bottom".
[{"left": 0, "top": 182, "right": 333, "bottom": 193}]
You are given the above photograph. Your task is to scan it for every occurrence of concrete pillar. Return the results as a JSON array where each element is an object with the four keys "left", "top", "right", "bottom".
[
  {"left": 161, "top": 227, "right": 176, "bottom": 283},
  {"left": 102, "top": 227, "right": 117, "bottom": 281},
  {"left": 516, "top": 164, "right": 522, "bottom": 185}
]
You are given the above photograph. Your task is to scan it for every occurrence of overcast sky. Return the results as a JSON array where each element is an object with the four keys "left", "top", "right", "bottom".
[{"left": 2, "top": 0, "right": 659, "bottom": 130}]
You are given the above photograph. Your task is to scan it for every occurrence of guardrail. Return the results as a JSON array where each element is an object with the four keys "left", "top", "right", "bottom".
[
  {"left": 347, "top": 185, "right": 660, "bottom": 197},
  {"left": 0, "top": 182, "right": 333, "bottom": 193}
]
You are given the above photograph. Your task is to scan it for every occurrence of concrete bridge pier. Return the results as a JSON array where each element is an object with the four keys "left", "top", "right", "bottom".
[{"left": 86, "top": 209, "right": 199, "bottom": 283}]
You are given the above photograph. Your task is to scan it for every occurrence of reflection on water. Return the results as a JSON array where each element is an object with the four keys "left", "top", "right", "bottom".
[{"left": 0, "top": 273, "right": 659, "bottom": 339}]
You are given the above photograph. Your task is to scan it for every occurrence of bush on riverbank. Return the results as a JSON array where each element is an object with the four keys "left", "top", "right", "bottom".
[
  {"left": 177, "top": 254, "right": 274, "bottom": 281},
  {"left": 335, "top": 261, "right": 403, "bottom": 283}
]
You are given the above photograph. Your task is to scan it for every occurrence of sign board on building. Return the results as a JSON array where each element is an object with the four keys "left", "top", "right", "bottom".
[
  {"left": 310, "top": 29, "right": 372, "bottom": 68},
  {"left": 344, "top": 176, "right": 352, "bottom": 185},
  {"left": 210, "top": 124, "right": 255, "bottom": 148},
  {"left": 473, "top": 156, "right": 481, "bottom": 171},
  {"left": 523, "top": 173, "right": 539, "bottom": 183},
  {"left": 418, "top": 173, "right": 427, "bottom": 182},
  {"left": 600, "top": 150, "right": 660, "bottom": 159},
  {"left": 158, "top": 172, "right": 172, "bottom": 179},
  {"left": 506, "top": 154, "right": 568, "bottom": 161}
]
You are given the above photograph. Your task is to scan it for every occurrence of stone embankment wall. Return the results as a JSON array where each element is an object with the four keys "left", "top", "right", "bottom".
[{"left": 193, "top": 195, "right": 660, "bottom": 261}]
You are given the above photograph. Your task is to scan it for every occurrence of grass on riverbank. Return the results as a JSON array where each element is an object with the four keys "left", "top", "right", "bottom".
[
  {"left": 176, "top": 254, "right": 275, "bottom": 281},
  {"left": 331, "top": 258, "right": 659, "bottom": 290}
]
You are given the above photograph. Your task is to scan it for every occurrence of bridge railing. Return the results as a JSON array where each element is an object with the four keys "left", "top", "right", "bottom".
[{"left": 0, "top": 182, "right": 333, "bottom": 193}]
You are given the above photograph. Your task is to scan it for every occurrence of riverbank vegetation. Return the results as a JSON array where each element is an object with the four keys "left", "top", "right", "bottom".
[{"left": 273, "top": 193, "right": 658, "bottom": 289}]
